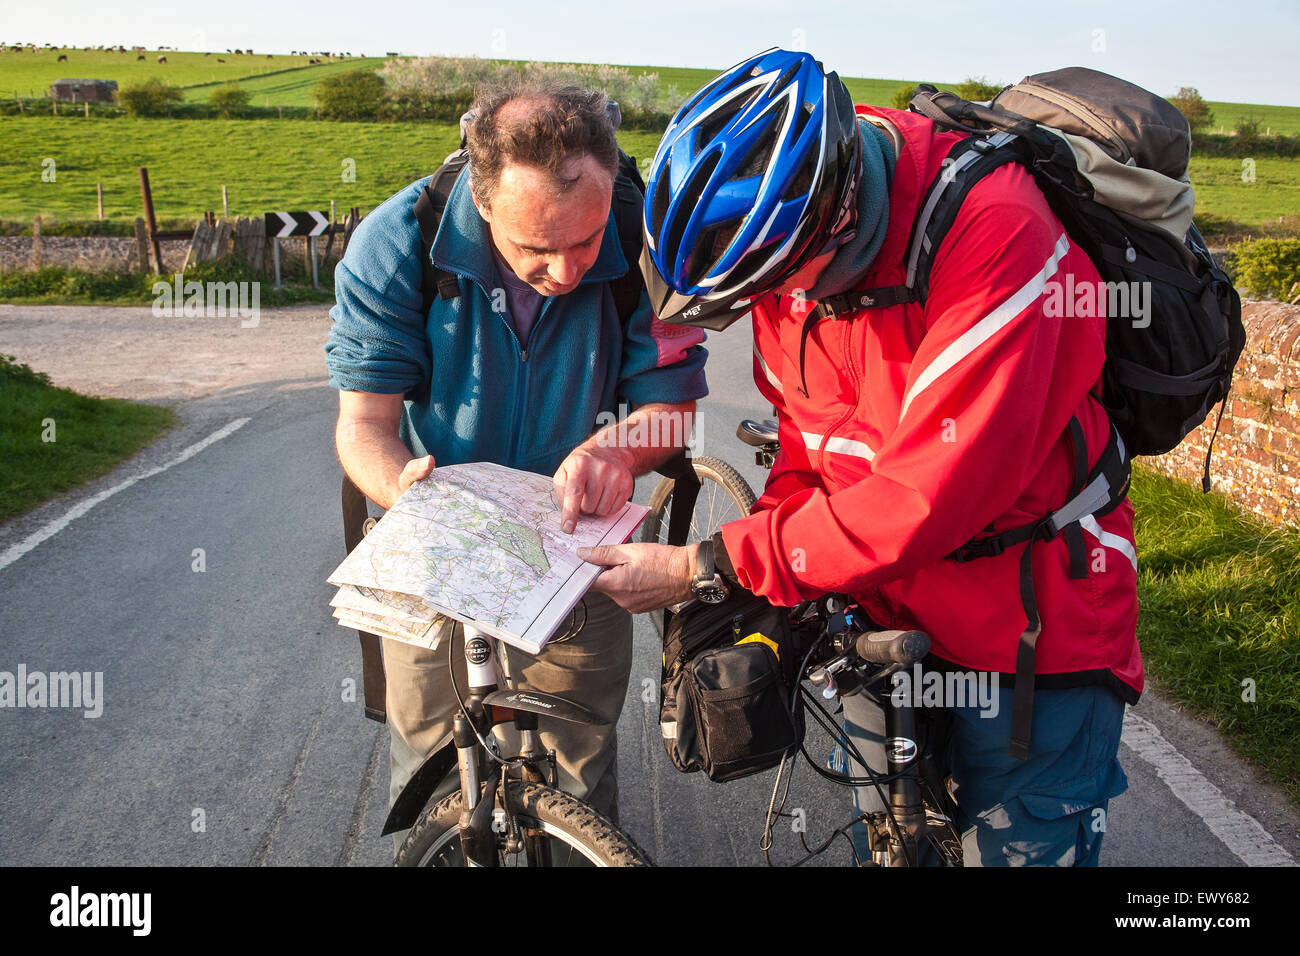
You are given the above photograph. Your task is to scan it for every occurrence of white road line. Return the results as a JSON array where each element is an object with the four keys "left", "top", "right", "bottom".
[
  {"left": 0, "top": 417, "right": 250, "bottom": 573},
  {"left": 1122, "top": 710, "right": 1295, "bottom": 866}
]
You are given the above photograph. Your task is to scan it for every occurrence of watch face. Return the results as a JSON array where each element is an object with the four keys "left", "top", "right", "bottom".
[{"left": 691, "top": 580, "right": 729, "bottom": 604}]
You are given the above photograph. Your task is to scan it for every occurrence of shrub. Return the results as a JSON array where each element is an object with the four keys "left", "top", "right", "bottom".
[
  {"left": 209, "top": 83, "right": 250, "bottom": 118},
  {"left": 119, "top": 78, "right": 184, "bottom": 117},
  {"left": 377, "top": 57, "right": 682, "bottom": 125},
  {"left": 953, "top": 76, "right": 1003, "bottom": 102},
  {"left": 891, "top": 84, "right": 917, "bottom": 109},
  {"left": 1231, "top": 237, "right": 1300, "bottom": 301},
  {"left": 1168, "top": 87, "right": 1214, "bottom": 135},
  {"left": 316, "top": 69, "right": 387, "bottom": 120}
]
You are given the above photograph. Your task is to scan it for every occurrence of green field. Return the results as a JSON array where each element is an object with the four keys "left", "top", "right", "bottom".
[
  {"left": 4, "top": 115, "right": 1297, "bottom": 237},
  {"left": 0, "top": 48, "right": 383, "bottom": 102},
  {"left": 0, "top": 117, "right": 460, "bottom": 222},
  {"left": 2, "top": 48, "right": 1298, "bottom": 234},
  {"left": 1189, "top": 155, "right": 1300, "bottom": 234}
]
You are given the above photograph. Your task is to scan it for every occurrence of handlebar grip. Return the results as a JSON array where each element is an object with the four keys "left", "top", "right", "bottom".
[{"left": 854, "top": 629, "right": 930, "bottom": 666}]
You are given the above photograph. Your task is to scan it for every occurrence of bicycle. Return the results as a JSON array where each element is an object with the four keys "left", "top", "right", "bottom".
[
  {"left": 341, "top": 473, "right": 652, "bottom": 867},
  {"left": 390, "top": 616, "right": 653, "bottom": 867},
  {"left": 773, "top": 596, "right": 964, "bottom": 867},
  {"left": 639, "top": 432, "right": 769, "bottom": 635},
  {"left": 644, "top": 418, "right": 963, "bottom": 866}
]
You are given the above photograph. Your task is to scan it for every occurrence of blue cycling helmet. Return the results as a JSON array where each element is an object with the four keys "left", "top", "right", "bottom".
[{"left": 640, "top": 48, "right": 861, "bottom": 329}]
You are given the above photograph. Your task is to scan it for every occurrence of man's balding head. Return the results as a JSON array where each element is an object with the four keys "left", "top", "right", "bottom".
[{"left": 466, "top": 84, "right": 620, "bottom": 210}]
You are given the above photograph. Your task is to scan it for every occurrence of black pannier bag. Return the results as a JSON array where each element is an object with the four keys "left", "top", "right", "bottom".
[{"left": 659, "top": 589, "right": 802, "bottom": 782}]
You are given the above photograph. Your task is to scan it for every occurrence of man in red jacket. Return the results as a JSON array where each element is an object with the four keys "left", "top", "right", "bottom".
[{"left": 580, "top": 49, "right": 1140, "bottom": 865}]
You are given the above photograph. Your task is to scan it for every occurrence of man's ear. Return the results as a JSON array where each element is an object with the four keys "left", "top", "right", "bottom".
[{"left": 470, "top": 187, "right": 491, "bottom": 224}]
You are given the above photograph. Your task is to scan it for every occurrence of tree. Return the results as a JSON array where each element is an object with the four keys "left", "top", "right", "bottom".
[
  {"left": 209, "top": 83, "right": 250, "bottom": 118},
  {"left": 954, "top": 76, "right": 1003, "bottom": 102},
  {"left": 315, "top": 70, "right": 386, "bottom": 120},
  {"left": 1168, "top": 87, "right": 1214, "bottom": 134},
  {"left": 119, "top": 78, "right": 183, "bottom": 117}
]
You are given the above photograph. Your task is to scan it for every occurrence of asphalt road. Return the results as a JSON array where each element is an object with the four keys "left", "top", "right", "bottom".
[{"left": 0, "top": 304, "right": 1296, "bottom": 867}]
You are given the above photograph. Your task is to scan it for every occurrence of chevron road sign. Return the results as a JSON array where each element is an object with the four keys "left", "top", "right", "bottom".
[{"left": 265, "top": 211, "right": 330, "bottom": 238}]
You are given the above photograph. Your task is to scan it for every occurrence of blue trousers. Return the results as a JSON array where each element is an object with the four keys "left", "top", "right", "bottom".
[{"left": 839, "top": 683, "right": 1128, "bottom": 866}]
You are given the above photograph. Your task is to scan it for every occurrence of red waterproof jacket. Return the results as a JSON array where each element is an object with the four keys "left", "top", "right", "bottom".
[{"left": 719, "top": 105, "right": 1142, "bottom": 704}]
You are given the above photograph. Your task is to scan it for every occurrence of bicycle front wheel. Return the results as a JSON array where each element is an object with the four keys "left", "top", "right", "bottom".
[{"left": 394, "top": 780, "right": 652, "bottom": 867}]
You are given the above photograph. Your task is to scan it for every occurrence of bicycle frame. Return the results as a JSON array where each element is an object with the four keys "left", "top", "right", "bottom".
[{"left": 382, "top": 623, "right": 603, "bottom": 866}]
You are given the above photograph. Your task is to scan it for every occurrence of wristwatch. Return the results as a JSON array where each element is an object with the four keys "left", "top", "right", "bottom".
[{"left": 689, "top": 539, "right": 731, "bottom": 604}]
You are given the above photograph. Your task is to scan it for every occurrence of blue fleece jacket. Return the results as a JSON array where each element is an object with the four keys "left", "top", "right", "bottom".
[{"left": 324, "top": 169, "right": 709, "bottom": 477}]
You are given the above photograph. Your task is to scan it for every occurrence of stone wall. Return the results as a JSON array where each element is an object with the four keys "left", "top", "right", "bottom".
[{"left": 1149, "top": 300, "right": 1299, "bottom": 528}]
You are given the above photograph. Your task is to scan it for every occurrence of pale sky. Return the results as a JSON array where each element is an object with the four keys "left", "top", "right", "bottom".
[{"left": 1, "top": 0, "right": 1296, "bottom": 106}]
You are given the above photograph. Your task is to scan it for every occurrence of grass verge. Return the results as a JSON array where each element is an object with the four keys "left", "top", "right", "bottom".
[
  {"left": 0, "top": 355, "right": 175, "bottom": 521},
  {"left": 1130, "top": 462, "right": 1300, "bottom": 803},
  {"left": 0, "top": 260, "right": 335, "bottom": 306}
]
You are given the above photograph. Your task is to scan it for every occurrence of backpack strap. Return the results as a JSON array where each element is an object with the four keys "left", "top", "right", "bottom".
[
  {"left": 414, "top": 148, "right": 470, "bottom": 316},
  {"left": 946, "top": 418, "right": 1131, "bottom": 758},
  {"left": 342, "top": 473, "right": 387, "bottom": 722}
]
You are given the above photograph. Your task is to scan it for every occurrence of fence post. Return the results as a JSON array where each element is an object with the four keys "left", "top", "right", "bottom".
[
  {"left": 30, "top": 215, "right": 42, "bottom": 269},
  {"left": 134, "top": 218, "right": 149, "bottom": 273},
  {"left": 222, "top": 185, "right": 229, "bottom": 218},
  {"left": 96, "top": 183, "right": 104, "bottom": 221},
  {"left": 324, "top": 199, "right": 337, "bottom": 265},
  {"left": 272, "top": 239, "right": 282, "bottom": 288},
  {"left": 138, "top": 167, "right": 163, "bottom": 273}
]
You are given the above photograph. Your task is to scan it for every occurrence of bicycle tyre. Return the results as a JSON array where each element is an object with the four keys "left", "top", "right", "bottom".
[
  {"left": 640, "top": 456, "right": 757, "bottom": 635},
  {"left": 394, "top": 780, "right": 652, "bottom": 867},
  {"left": 641, "top": 456, "right": 757, "bottom": 547}
]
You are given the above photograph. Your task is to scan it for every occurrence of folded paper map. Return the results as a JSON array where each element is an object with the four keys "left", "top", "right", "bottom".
[{"left": 328, "top": 462, "right": 648, "bottom": 654}]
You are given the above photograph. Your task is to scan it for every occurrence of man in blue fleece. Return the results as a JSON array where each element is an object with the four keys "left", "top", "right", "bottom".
[{"left": 324, "top": 84, "right": 708, "bottom": 848}]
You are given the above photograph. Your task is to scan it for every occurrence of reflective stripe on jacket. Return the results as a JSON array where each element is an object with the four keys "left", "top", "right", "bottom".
[{"left": 721, "top": 105, "right": 1142, "bottom": 700}]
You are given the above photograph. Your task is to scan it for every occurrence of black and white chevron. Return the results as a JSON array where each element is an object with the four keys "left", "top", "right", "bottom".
[{"left": 265, "top": 211, "right": 330, "bottom": 238}]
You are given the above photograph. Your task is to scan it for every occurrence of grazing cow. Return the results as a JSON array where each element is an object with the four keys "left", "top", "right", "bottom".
[
  {"left": 217, "top": 58, "right": 225, "bottom": 63},
  {"left": 137, "top": 54, "right": 145, "bottom": 60},
  {"left": 205, "top": 51, "right": 211, "bottom": 56},
  {"left": 57, "top": 54, "right": 67, "bottom": 62},
  {"left": 158, "top": 55, "right": 167, "bottom": 63}
]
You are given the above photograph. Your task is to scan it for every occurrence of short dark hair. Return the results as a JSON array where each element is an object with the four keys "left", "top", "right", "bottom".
[{"left": 466, "top": 83, "right": 619, "bottom": 209}]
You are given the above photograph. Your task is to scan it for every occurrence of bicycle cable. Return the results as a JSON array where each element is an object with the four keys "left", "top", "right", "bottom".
[{"left": 446, "top": 624, "right": 529, "bottom": 772}]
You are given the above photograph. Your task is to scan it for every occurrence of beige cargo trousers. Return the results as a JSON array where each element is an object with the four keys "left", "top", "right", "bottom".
[{"left": 382, "top": 590, "right": 633, "bottom": 853}]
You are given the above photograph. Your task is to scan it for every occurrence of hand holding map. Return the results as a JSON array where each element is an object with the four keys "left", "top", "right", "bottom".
[{"left": 328, "top": 462, "right": 648, "bottom": 654}]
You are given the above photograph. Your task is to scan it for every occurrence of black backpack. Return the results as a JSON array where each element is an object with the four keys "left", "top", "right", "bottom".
[
  {"left": 813, "top": 68, "right": 1244, "bottom": 758},
  {"left": 900, "top": 68, "right": 1245, "bottom": 485}
]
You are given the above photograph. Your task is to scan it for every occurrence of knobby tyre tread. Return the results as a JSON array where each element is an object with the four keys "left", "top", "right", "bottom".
[
  {"left": 394, "top": 780, "right": 653, "bottom": 867},
  {"left": 641, "top": 456, "right": 758, "bottom": 545}
]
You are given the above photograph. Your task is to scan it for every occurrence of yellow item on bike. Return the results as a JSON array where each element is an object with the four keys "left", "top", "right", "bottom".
[{"left": 736, "top": 632, "right": 780, "bottom": 661}]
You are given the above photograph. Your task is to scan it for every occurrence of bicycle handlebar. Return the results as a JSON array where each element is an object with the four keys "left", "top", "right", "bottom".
[{"left": 853, "top": 629, "right": 930, "bottom": 666}]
